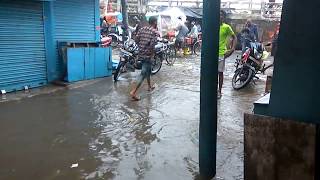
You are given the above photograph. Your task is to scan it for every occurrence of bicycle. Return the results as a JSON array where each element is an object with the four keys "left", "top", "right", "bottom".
[{"left": 171, "top": 33, "right": 202, "bottom": 58}]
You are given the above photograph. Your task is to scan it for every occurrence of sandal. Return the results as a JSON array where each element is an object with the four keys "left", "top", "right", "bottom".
[
  {"left": 130, "top": 91, "right": 141, "bottom": 101},
  {"left": 131, "top": 95, "right": 141, "bottom": 101},
  {"left": 148, "top": 86, "right": 156, "bottom": 91}
]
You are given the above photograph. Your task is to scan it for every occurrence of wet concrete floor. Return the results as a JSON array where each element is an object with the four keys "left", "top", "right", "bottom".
[{"left": 0, "top": 52, "right": 267, "bottom": 180}]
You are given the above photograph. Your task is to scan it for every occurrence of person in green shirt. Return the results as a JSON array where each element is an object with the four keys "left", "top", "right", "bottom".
[{"left": 218, "top": 10, "right": 237, "bottom": 98}]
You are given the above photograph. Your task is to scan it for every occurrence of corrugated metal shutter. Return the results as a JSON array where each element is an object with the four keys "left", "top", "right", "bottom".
[
  {"left": 53, "top": 0, "right": 96, "bottom": 78},
  {"left": 0, "top": 0, "right": 47, "bottom": 92}
]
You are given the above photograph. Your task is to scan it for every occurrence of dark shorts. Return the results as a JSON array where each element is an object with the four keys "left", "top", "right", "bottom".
[
  {"left": 175, "top": 38, "right": 185, "bottom": 49},
  {"left": 137, "top": 59, "right": 152, "bottom": 86}
]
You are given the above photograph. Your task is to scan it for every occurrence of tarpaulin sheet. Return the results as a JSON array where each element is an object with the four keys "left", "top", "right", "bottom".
[
  {"left": 157, "top": 6, "right": 203, "bottom": 19},
  {"left": 182, "top": 7, "right": 202, "bottom": 19}
]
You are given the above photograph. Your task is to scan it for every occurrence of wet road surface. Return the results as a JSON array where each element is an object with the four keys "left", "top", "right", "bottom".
[{"left": 0, "top": 52, "right": 268, "bottom": 180}]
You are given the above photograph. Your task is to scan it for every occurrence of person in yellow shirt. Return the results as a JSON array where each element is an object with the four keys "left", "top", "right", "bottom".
[{"left": 218, "top": 10, "right": 237, "bottom": 98}]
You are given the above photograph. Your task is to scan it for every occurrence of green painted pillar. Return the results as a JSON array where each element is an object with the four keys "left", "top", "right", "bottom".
[
  {"left": 199, "top": 0, "right": 220, "bottom": 178},
  {"left": 266, "top": 0, "right": 320, "bottom": 122}
]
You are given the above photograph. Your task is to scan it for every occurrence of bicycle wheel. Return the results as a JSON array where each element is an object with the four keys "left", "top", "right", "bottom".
[{"left": 193, "top": 41, "right": 201, "bottom": 55}]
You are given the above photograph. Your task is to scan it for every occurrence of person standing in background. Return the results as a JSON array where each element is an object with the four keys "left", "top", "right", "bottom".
[
  {"left": 175, "top": 18, "right": 189, "bottom": 54},
  {"left": 188, "top": 21, "right": 199, "bottom": 39},
  {"left": 244, "top": 19, "right": 259, "bottom": 42},
  {"left": 218, "top": 10, "right": 237, "bottom": 99}
]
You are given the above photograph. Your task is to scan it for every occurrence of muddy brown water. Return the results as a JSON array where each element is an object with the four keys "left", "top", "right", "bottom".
[{"left": 0, "top": 53, "right": 267, "bottom": 180}]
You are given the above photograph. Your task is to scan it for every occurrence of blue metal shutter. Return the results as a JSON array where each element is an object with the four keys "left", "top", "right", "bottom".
[
  {"left": 53, "top": 0, "right": 96, "bottom": 78},
  {"left": 0, "top": 0, "right": 47, "bottom": 92}
]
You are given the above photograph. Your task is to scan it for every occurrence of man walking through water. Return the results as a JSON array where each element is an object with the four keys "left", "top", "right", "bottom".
[
  {"left": 130, "top": 16, "right": 159, "bottom": 101},
  {"left": 218, "top": 10, "right": 237, "bottom": 99}
]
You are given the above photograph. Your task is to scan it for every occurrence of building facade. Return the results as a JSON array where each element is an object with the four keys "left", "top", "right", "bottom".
[{"left": 0, "top": 0, "right": 100, "bottom": 92}]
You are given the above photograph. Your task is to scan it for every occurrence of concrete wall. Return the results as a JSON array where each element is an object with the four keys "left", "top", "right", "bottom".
[
  {"left": 227, "top": 18, "right": 279, "bottom": 43},
  {"left": 244, "top": 113, "right": 315, "bottom": 180}
]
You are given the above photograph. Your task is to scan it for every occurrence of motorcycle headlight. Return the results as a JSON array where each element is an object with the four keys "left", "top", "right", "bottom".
[
  {"left": 255, "top": 53, "right": 262, "bottom": 59},
  {"left": 254, "top": 49, "right": 262, "bottom": 59}
]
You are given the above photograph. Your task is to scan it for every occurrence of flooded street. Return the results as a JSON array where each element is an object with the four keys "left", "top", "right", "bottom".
[{"left": 0, "top": 53, "right": 267, "bottom": 180}]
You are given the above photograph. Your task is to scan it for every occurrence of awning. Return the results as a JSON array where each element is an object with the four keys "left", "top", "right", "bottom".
[
  {"left": 182, "top": 7, "right": 202, "bottom": 19},
  {"left": 156, "top": 6, "right": 203, "bottom": 19}
]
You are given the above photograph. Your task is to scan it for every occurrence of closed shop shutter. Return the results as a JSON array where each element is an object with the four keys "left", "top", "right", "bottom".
[
  {"left": 53, "top": 0, "right": 97, "bottom": 78},
  {"left": 0, "top": 0, "right": 47, "bottom": 92}
]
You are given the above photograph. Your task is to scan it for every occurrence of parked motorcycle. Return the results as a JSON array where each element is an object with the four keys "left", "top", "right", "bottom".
[
  {"left": 113, "top": 39, "right": 165, "bottom": 81},
  {"left": 232, "top": 38, "right": 271, "bottom": 90},
  {"left": 157, "top": 37, "right": 176, "bottom": 65},
  {"left": 152, "top": 40, "right": 170, "bottom": 74},
  {"left": 107, "top": 25, "right": 134, "bottom": 48}
]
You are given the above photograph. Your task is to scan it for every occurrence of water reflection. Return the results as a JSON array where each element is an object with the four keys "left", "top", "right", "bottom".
[{"left": 86, "top": 92, "right": 157, "bottom": 179}]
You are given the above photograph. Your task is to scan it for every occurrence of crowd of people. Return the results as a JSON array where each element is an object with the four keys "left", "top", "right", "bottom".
[{"left": 100, "top": 13, "right": 202, "bottom": 53}]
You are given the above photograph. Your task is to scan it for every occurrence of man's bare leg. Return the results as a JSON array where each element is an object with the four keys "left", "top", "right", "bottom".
[
  {"left": 130, "top": 74, "right": 144, "bottom": 101},
  {"left": 130, "top": 82, "right": 142, "bottom": 100},
  {"left": 147, "top": 76, "right": 155, "bottom": 91}
]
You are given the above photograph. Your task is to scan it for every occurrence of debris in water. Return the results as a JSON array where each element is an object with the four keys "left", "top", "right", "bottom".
[
  {"left": 71, "top": 163, "right": 79, "bottom": 168},
  {"left": 101, "top": 157, "right": 120, "bottom": 163}
]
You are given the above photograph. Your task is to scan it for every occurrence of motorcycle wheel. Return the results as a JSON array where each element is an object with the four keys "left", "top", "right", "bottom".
[
  {"left": 108, "top": 35, "right": 119, "bottom": 48},
  {"left": 166, "top": 46, "right": 176, "bottom": 66},
  {"left": 151, "top": 55, "right": 163, "bottom": 75},
  {"left": 114, "top": 61, "right": 126, "bottom": 82},
  {"left": 232, "top": 66, "right": 253, "bottom": 90}
]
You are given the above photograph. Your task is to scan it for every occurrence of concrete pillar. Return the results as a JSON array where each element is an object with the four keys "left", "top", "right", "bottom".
[
  {"left": 137, "top": 0, "right": 141, "bottom": 13},
  {"left": 117, "top": 0, "right": 121, "bottom": 11},
  {"left": 199, "top": 0, "right": 220, "bottom": 178},
  {"left": 267, "top": 0, "right": 320, "bottom": 123},
  {"left": 249, "top": 0, "right": 253, "bottom": 10}
]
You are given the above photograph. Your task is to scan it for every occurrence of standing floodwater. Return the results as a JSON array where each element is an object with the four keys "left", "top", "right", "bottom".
[{"left": 0, "top": 53, "right": 267, "bottom": 180}]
